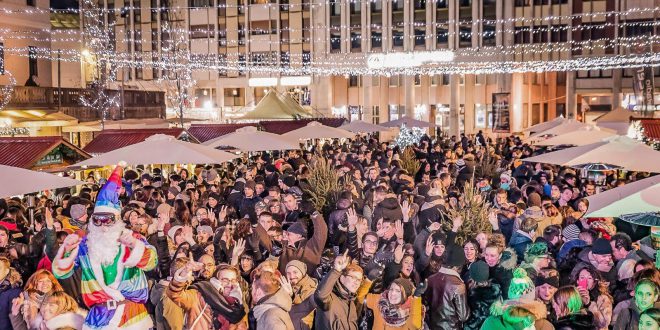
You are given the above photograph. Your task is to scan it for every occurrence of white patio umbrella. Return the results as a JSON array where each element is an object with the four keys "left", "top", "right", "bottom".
[
  {"left": 522, "top": 136, "right": 660, "bottom": 173},
  {"left": 203, "top": 126, "right": 300, "bottom": 151},
  {"left": 75, "top": 134, "right": 237, "bottom": 166},
  {"left": 525, "top": 120, "right": 609, "bottom": 143},
  {"left": 534, "top": 125, "right": 618, "bottom": 146},
  {"left": 0, "top": 165, "right": 84, "bottom": 197},
  {"left": 381, "top": 116, "right": 436, "bottom": 128},
  {"left": 585, "top": 175, "right": 660, "bottom": 218},
  {"left": 282, "top": 121, "right": 355, "bottom": 140},
  {"left": 524, "top": 115, "right": 566, "bottom": 133},
  {"left": 340, "top": 120, "right": 391, "bottom": 133}
]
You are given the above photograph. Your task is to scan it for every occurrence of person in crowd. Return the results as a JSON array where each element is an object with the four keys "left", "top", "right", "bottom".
[
  {"left": 252, "top": 269, "right": 294, "bottom": 330},
  {"left": 284, "top": 260, "right": 317, "bottom": 330},
  {"left": 10, "top": 291, "right": 86, "bottom": 330},
  {"left": 552, "top": 286, "right": 596, "bottom": 330},
  {"left": 465, "top": 260, "right": 501, "bottom": 330},
  {"left": 424, "top": 247, "right": 469, "bottom": 329},
  {"left": 639, "top": 308, "right": 660, "bottom": 330},
  {"left": 614, "top": 279, "right": 660, "bottom": 330},
  {"left": 364, "top": 277, "right": 425, "bottom": 329}
]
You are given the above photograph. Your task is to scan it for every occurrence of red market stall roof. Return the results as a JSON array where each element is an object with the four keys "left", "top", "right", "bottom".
[
  {"left": 188, "top": 123, "right": 256, "bottom": 143},
  {"left": 260, "top": 118, "right": 346, "bottom": 134},
  {"left": 0, "top": 136, "right": 90, "bottom": 169},
  {"left": 638, "top": 118, "right": 660, "bottom": 141},
  {"left": 83, "top": 128, "right": 198, "bottom": 154}
]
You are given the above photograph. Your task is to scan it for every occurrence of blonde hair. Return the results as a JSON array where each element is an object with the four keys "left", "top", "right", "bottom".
[
  {"left": 44, "top": 291, "right": 78, "bottom": 315},
  {"left": 552, "top": 286, "right": 583, "bottom": 318}
]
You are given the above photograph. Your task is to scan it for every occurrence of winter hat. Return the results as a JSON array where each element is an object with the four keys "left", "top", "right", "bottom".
[
  {"left": 69, "top": 204, "right": 87, "bottom": 220},
  {"left": 282, "top": 175, "right": 296, "bottom": 188},
  {"left": 431, "top": 232, "right": 447, "bottom": 246},
  {"left": 232, "top": 180, "right": 245, "bottom": 193},
  {"left": 469, "top": 260, "right": 490, "bottom": 283},
  {"left": 286, "top": 260, "right": 307, "bottom": 275},
  {"left": 208, "top": 192, "right": 221, "bottom": 201},
  {"left": 522, "top": 206, "right": 544, "bottom": 220},
  {"left": 592, "top": 238, "right": 613, "bottom": 255},
  {"left": 618, "top": 259, "right": 637, "bottom": 281},
  {"left": 286, "top": 221, "right": 308, "bottom": 238},
  {"left": 196, "top": 225, "right": 213, "bottom": 237},
  {"left": 508, "top": 268, "right": 535, "bottom": 300},
  {"left": 445, "top": 247, "right": 466, "bottom": 269},
  {"left": 535, "top": 273, "right": 560, "bottom": 288},
  {"left": 393, "top": 278, "right": 414, "bottom": 302},
  {"left": 524, "top": 242, "right": 549, "bottom": 263},
  {"left": 562, "top": 224, "right": 580, "bottom": 241},
  {"left": 167, "top": 225, "right": 183, "bottom": 242},
  {"left": 527, "top": 192, "right": 542, "bottom": 207},
  {"left": 94, "top": 162, "right": 125, "bottom": 216},
  {"left": 500, "top": 171, "right": 512, "bottom": 182}
]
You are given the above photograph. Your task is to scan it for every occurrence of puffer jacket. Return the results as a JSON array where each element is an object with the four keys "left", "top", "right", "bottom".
[
  {"left": 254, "top": 289, "right": 294, "bottom": 330},
  {"left": 372, "top": 197, "right": 403, "bottom": 231},
  {"left": 464, "top": 282, "right": 502, "bottom": 330},
  {"left": 314, "top": 270, "right": 372, "bottom": 330},
  {"left": 489, "top": 248, "right": 517, "bottom": 300},
  {"left": 554, "top": 311, "right": 597, "bottom": 330},
  {"left": 423, "top": 267, "right": 469, "bottom": 329},
  {"left": 509, "top": 230, "right": 534, "bottom": 262}
]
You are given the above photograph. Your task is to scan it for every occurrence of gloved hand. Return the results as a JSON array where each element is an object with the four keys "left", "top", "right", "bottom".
[{"left": 413, "top": 280, "right": 428, "bottom": 297}]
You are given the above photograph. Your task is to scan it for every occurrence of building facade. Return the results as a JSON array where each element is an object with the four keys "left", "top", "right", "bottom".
[{"left": 103, "top": 0, "right": 659, "bottom": 134}]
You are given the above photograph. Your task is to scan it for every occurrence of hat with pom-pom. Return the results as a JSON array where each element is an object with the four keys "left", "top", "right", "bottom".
[
  {"left": 94, "top": 162, "right": 126, "bottom": 215},
  {"left": 508, "top": 268, "right": 535, "bottom": 300}
]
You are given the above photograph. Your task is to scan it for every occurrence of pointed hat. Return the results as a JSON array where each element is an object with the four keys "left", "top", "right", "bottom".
[{"left": 94, "top": 161, "right": 126, "bottom": 215}]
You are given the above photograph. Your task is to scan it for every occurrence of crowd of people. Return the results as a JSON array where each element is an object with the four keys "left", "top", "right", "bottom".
[{"left": 0, "top": 131, "right": 659, "bottom": 330}]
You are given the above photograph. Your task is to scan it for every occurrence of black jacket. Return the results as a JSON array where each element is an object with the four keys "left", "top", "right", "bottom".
[
  {"left": 464, "top": 282, "right": 502, "bottom": 330},
  {"left": 553, "top": 312, "right": 597, "bottom": 330},
  {"left": 423, "top": 267, "right": 469, "bottom": 329}
]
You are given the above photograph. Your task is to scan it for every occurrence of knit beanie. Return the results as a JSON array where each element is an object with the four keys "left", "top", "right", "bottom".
[
  {"left": 286, "top": 260, "right": 307, "bottom": 275},
  {"left": 524, "top": 242, "right": 549, "bottom": 263},
  {"left": 393, "top": 278, "right": 414, "bottom": 302},
  {"left": 445, "top": 247, "right": 466, "bottom": 269},
  {"left": 282, "top": 175, "right": 296, "bottom": 188},
  {"left": 592, "top": 238, "right": 613, "bottom": 255},
  {"left": 469, "top": 260, "right": 490, "bottom": 283},
  {"left": 508, "top": 268, "right": 535, "bottom": 300},
  {"left": 562, "top": 224, "right": 580, "bottom": 241},
  {"left": 286, "top": 221, "right": 308, "bottom": 238}
]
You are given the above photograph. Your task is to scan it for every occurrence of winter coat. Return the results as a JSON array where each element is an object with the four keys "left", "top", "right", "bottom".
[
  {"left": 314, "top": 269, "right": 372, "bottom": 330},
  {"left": 328, "top": 199, "right": 352, "bottom": 245},
  {"left": 553, "top": 311, "right": 597, "bottom": 330},
  {"left": 365, "top": 294, "right": 423, "bottom": 330},
  {"left": 256, "top": 214, "right": 328, "bottom": 277},
  {"left": 254, "top": 289, "right": 294, "bottom": 330},
  {"left": 372, "top": 197, "right": 403, "bottom": 230},
  {"left": 571, "top": 248, "right": 617, "bottom": 283},
  {"left": 613, "top": 301, "right": 660, "bottom": 330},
  {"left": 0, "top": 268, "right": 22, "bottom": 330},
  {"left": 10, "top": 309, "right": 87, "bottom": 330},
  {"left": 509, "top": 230, "right": 534, "bottom": 262},
  {"left": 489, "top": 248, "right": 517, "bottom": 300},
  {"left": 166, "top": 276, "right": 214, "bottom": 330},
  {"left": 423, "top": 267, "right": 469, "bottom": 329},
  {"left": 416, "top": 198, "right": 446, "bottom": 230},
  {"left": 464, "top": 283, "right": 502, "bottom": 330},
  {"left": 150, "top": 280, "right": 184, "bottom": 330},
  {"left": 291, "top": 275, "right": 318, "bottom": 330}
]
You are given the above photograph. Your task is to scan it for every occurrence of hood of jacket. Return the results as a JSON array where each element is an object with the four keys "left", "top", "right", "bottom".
[
  {"left": 44, "top": 310, "right": 87, "bottom": 330},
  {"left": 499, "top": 247, "right": 518, "bottom": 271},
  {"left": 509, "top": 230, "right": 533, "bottom": 246},
  {"left": 504, "top": 299, "right": 548, "bottom": 320},
  {"left": 253, "top": 289, "right": 293, "bottom": 320}
]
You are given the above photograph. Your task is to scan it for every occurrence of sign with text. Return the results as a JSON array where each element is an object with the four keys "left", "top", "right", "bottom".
[{"left": 492, "top": 93, "right": 511, "bottom": 133}]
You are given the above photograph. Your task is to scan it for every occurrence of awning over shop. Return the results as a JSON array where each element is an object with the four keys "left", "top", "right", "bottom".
[
  {"left": 0, "top": 110, "right": 78, "bottom": 128},
  {"left": 83, "top": 128, "right": 198, "bottom": 155},
  {"left": 188, "top": 123, "right": 257, "bottom": 143},
  {"left": 636, "top": 118, "right": 660, "bottom": 141},
  {"left": 260, "top": 118, "right": 346, "bottom": 134},
  {"left": 0, "top": 136, "right": 90, "bottom": 170}
]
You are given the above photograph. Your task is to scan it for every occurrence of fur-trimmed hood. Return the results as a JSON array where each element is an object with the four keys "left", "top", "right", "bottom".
[
  {"left": 42, "top": 309, "right": 87, "bottom": 330},
  {"left": 499, "top": 247, "right": 518, "bottom": 271},
  {"left": 490, "top": 298, "right": 548, "bottom": 320}
]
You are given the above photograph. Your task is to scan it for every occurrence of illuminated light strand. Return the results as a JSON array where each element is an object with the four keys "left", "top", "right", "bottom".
[{"left": 0, "top": 70, "right": 16, "bottom": 111}]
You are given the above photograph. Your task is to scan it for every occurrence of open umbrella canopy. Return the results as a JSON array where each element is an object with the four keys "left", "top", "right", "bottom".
[
  {"left": 0, "top": 165, "right": 84, "bottom": 197},
  {"left": 75, "top": 134, "right": 237, "bottom": 166},
  {"left": 381, "top": 116, "right": 436, "bottom": 128},
  {"left": 525, "top": 120, "right": 612, "bottom": 143},
  {"left": 522, "top": 136, "right": 660, "bottom": 173},
  {"left": 585, "top": 175, "right": 660, "bottom": 218},
  {"left": 282, "top": 121, "right": 355, "bottom": 140},
  {"left": 340, "top": 120, "right": 391, "bottom": 133},
  {"left": 534, "top": 125, "right": 618, "bottom": 146},
  {"left": 203, "top": 126, "right": 300, "bottom": 151},
  {"left": 524, "top": 115, "right": 566, "bottom": 133},
  {"left": 619, "top": 212, "right": 660, "bottom": 227}
]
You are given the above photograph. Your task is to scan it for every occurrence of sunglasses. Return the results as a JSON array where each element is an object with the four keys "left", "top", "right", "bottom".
[{"left": 91, "top": 213, "right": 118, "bottom": 227}]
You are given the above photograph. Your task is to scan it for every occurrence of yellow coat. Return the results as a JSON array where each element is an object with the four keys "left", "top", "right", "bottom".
[{"left": 365, "top": 293, "right": 423, "bottom": 330}]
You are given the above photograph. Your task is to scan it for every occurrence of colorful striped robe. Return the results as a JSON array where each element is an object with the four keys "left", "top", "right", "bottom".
[{"left": 53, "top": 233, "right": 158, "bottom": 330}]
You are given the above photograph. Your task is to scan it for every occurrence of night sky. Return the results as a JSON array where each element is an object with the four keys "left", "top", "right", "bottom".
[{"left": 51, "top": 0, "right": 79, "bottom": 10}]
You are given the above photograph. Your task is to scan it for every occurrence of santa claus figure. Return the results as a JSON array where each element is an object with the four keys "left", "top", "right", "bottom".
[{"left": 53, "top": 163, "right": 157, "bottom": 330}]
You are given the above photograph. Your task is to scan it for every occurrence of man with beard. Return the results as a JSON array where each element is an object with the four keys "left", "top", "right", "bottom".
[
  {"left": 53, "top": 163, "right": 158, "bottom": 330},
  {"left": 285, "top": 260, "right": 317, "bottom": 330}
]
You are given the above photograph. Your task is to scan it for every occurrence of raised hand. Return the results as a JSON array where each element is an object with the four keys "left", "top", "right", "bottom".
[
  {"left": 394, "top": 244, "right": 404, "bottom": 264},
  {"left": 428, "top": 221, "right": 441, "bottom": 232},
  {"left": 219, "top": 206, "right": 228, "bottom": 223},
  {"left": 400, "top": 200, "right": 411, "bottom": 223},
  {"left": 182, "top": 226, "right": 196, "bottom": 245},
  {"left": 334, "top": 250, "right": 350, "bottom": 272},
  {"left": 62, "top": 234, "right": 81, "bottom": 253},
  {"left": 488, "top": 210, "right": 499, "bottom": 230},
  {"left": 395, "top": 220, "right": 404, "bottom": 241},
  {"left": 279, "top": 276, "right": 293, "bottom": 297},
  {"left": 45, "top": 206, "right": 54, "bottom": 229},
  {"left": 413, "top": 280, "right": 428, "bottom": 297},
  {"left": 11, "top": 294, "right": 24, "bottom": 316},
  {"left": 118, "top": 231, "right": 137, "bottom": 249},
  {"left": 157, "top": 212, "right": 169, "bottom": 232},
  {"left": 425, "top": 235, "right": 434, "bottom": 257},
  {"left": 346, "top": 208, "right": 359, "bottom": 231},
  {"left": 452, "top": 215, "right": 464, "bottom": 232}
]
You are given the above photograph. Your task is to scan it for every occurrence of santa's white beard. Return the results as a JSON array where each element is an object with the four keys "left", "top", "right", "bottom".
[{"left": 87, "top": 220, "right": 125, "bottom": 265}]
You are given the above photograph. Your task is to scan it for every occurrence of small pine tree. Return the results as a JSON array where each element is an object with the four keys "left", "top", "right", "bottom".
[
  {"left": 441, "top": 179, "right": 493, "bottom": 245},
  {"left": 400, "top": 147, "right": 421, "bottom": 177},
  {"left": 303, "top": 155, "right": 343, "bottom": 214}
]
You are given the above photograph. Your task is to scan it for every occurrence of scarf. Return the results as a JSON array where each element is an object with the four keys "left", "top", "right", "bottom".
[{"left": 377, "top": 291, "right": 411, "bottom": 327}]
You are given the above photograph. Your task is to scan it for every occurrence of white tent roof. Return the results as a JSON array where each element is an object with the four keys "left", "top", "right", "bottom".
[
  {"left": 0, "top": 165, "right": 84, "bottom": 197},
  {"left": 585, "top": 175, "right": 660, "bottom": 218},
  {"left": 240, "top": 90, "right": 312, "bottom": 120},
  {"left": 203, "top": 126, "right": 300, "bottom": 151},
  {"left": 593, "top": 107, "right": 636, "bottom": 123},
  {"left": 525, "top": 120, "right": 614, "bottom": 143},
  {"left": 340, "top": 120, "right": 391, "bottom": 133},
  {"left": 75, "top": 134, "right": 237, "bottom": 166},
  {"left": 534, "top": 126, "right": 618, "bottom": 146},
  {"left": 282, "top": 121, "right": 355, "bottom": 140},
  {"left": 381, "top": 116, "right": 436, "bottom": 128},
  {"left": 522, "top": 136, "right": 660, "bottom": 173},
  {"left": 524, "top": 115, "right": 566, "bottom": 133}
]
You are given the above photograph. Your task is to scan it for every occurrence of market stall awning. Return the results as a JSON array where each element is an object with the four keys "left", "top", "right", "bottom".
[
  {"left": 188, "top": 123, "right": 257, "bottom": 143},
  {"left": 534, "top": 126, "right": 618, "bottom": 146},
  {"left": 0, "top": 164, "right": 84, "bottom": 197},
  {"left": 522, "top": 135, "right": 660, "bottom": 173},
  {"left": 260, "top": 118, "right": 346, "bottom": 134},
  {"left": 83, "top": 128, "right": 197, "bottom": 155},
  {"left": 381, "top": 116, "right": 436, "bottom": 128},
  {"left": 240, "top": 89, "right": 313, "bottom": 120},
  {"left": 76, "top": 134, "right": 237, "bottom": 166},
  {"left": 0, "top": 110, "right": 78, "bottom": 127},
  {"left": 637, "top": 119, "right": 660, "bottom": 141},
  {"left": 585, "top": 175, "right": 660, "bottom": 218},
  {"left": 282, "top": 121, "right": 355, "bottom": 140},
  {"left": 204, "top": 126, "right": 300, "bottom": 151},
  {"left": 340, "top": 120, "right": 391, "bottom": 133},
  {"left": 0, "top": 136, "right": 91, "bottom": 169}
]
